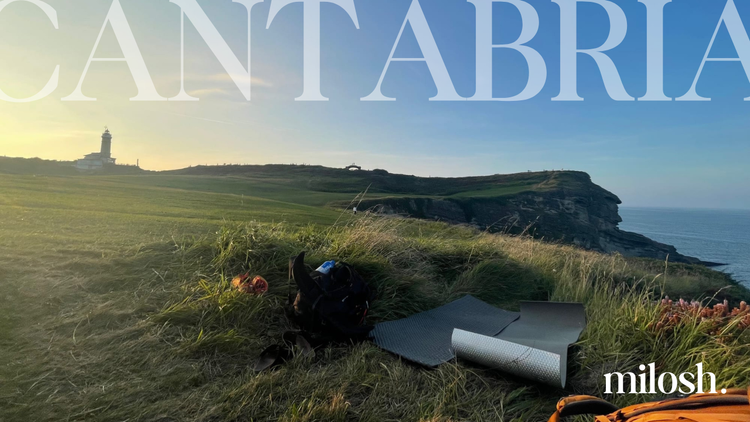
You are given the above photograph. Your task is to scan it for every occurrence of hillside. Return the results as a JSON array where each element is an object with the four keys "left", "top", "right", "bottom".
[
  {"left": 169, "top": 164, "right": 712, "bottom": 265},
  {"left": 1, "top": 173, "right": 748, "bottom": 421},
  {"left": 167, "top": 163, "right": 553, "bottom": 196},
  {"left": 0, "top": 156, "right": 79, "bottom": 175},
  {"left": 0, "top": 156, "right": 146, "bottom": 176},
  {"left": 0, "top": 158, "right": 719, "bottom": 265}
]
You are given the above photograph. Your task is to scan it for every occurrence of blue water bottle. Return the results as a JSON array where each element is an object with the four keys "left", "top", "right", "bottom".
[{"left": 316, "top": 260, "right": 336, "bottom": 274}]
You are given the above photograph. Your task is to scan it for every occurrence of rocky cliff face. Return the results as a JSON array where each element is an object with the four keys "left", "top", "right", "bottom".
[{"left": 357, "top": 172, "right": 714, "bottom": 266}]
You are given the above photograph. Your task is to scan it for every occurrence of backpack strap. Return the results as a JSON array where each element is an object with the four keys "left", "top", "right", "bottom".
[
  {"left": 287, "top": 255, "right": 294, "bottom": 300},
  {"left": 617, "top": 390, "right": 750, "bottom": 421},
  {"left": 547, "top": 396, "right": 619, "bottom": 422},
  {"left": 549, "top": 388, "right": 750, "bottom": 422},
  {"left": 292, "top": 252, "right": 328, "bottom": 309}
]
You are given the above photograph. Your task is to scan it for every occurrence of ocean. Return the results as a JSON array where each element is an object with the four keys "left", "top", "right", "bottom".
[{"left": 619, "top": 207, "right": 750, "bottom": 288}]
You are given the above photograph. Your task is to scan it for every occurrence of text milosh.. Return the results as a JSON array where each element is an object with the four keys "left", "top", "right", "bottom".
[{"left": 605, "top": 363, "right": 723, "bottom": 395}]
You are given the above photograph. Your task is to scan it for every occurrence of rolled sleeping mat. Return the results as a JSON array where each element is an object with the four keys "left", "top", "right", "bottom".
[
  {"left": 452, "top": 329, "right": 564, "bottom": 387},
  {"left": 451, "top": 302, "right": 586, "bottom": 388}
]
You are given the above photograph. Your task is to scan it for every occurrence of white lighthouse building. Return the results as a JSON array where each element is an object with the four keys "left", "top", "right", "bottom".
[{"left": 76, "top": 128, "right": 117, "bottom": 171}]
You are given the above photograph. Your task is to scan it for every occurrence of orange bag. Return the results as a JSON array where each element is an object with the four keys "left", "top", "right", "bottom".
[{"left": 548, "top": 387, "right": 750, "bottom": 422}]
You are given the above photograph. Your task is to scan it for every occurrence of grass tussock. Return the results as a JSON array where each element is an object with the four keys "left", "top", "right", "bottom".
[{"left": 146, "top": 213, "right": 749, "bottom": 421}]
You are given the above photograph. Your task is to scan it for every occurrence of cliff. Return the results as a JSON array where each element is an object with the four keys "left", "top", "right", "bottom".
[
  {"left": 152, "top": 164, "right": 716, "bottom": 265},
  {"left": 0, "top": 159, "right": 723, "bottom": 266},
  {"left": 353, "top": 171, "right": 717, "bottom": 266}
]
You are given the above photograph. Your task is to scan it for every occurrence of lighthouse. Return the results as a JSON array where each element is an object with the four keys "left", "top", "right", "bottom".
[
  {"left": 100, "top": 128, "right": 112, "bottom": 159},
  {"left": 75, "top": 127, "right": 117, "bottom": 171}
]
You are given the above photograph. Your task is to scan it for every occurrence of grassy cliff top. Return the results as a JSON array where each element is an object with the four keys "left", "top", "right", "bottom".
[
  {"left": 1, "top": 157, "right": 621, "bottom": 207},
  {"left": 169, "top": 164, "right": 617, "bottom": 200}
]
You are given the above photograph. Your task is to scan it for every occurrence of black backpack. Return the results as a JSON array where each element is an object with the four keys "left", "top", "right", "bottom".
[{"left": 287, "top": 252, "right": 374, "bottom": 341}]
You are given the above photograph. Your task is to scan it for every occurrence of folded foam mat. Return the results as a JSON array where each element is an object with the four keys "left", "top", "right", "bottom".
[
  {"left": 451, "top": 302, "right": 586, "bottom": 388},
  {"left": 370, "top": 296, "right": 520, "bottom": 367}
]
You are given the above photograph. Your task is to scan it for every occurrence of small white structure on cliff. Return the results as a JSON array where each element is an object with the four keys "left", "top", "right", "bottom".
[{"left": 76, "top": 128, "right": 116, "bottom": 171}]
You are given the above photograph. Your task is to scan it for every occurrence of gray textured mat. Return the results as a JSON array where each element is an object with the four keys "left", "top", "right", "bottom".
[
  {"left": 370, "top": 296, "right": 519, "bottom": 367},
  {"left": 452, "top": 302, "right": 586, "bottom": 388}
]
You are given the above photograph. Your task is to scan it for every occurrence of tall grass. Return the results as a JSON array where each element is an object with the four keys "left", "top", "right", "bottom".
[
  {"left": 4, "top": 174, "right": 747, "bottom": 421},
  {"left": 150, "top": 213, "right": 750, "bottom": 421}
]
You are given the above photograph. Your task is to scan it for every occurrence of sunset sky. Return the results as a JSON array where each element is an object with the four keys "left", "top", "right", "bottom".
[{"left": 1, "top": 0, "right": 749, "bottom": 209}]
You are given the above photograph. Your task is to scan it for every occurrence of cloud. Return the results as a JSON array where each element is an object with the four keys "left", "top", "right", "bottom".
[
  {"left": 185, "top": 88, "right": 234, "bottom": 98},
  {"left": 179, "top": 73, "right": 273, "bottom": 88},
  {"left": 159, "top": 111, "right": 236, "bottom": 125},
  {"left": 173, "top": 73, "right": 276, "bottom": 99},
  {"left": 206, "top": 73, "right": 273, "bottom": 87}
]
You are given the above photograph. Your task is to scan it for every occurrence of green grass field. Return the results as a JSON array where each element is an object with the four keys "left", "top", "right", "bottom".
[{"left": 1, "top": 172, "right": 749, "bottom": 422}]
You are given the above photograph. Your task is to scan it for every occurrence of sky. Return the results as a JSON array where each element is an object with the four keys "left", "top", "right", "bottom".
[{"left": 0, "top": 0, "right": 749, "bottom": 209}]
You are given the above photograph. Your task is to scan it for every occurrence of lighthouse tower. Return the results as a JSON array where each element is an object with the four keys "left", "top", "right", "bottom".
[
  {"left": 100, "top": 128, "right": 112, "bottom": 159},
  {"left": 75, "top": 127, "right": 117, "bottom": 171}
]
